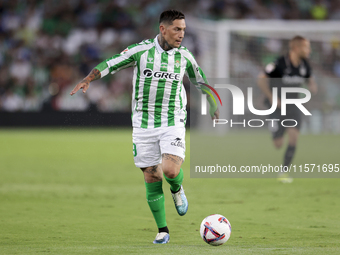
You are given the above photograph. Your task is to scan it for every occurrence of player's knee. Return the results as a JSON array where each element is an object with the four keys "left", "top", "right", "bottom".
[
  {"left": 288, "top": 139, "right": 298, "bottom": 147},
  {"left": 273, "top": 139, "right": 283, "bottom": 149},
  {"left": 164, "top": 171, "right": 177, "bottom": 179},
  {"left": 162, "top": 166, "right": 179, "bottom": 179},
  {"left": 141, "top": 165, "right": 162, "bottom": 182},
  {"left": 288, "top": 130, "right": 299, "bottom": 146}
]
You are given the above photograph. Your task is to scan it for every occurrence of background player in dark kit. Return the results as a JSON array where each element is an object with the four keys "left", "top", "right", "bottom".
[{"left": 258, "top": 36, "right": 318, "bottom": 182}]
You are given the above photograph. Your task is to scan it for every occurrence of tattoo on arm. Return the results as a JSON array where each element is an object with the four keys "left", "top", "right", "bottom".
[
  {"left": 162, "top": 153, "right": 183, "bottom": 166},
  {"left": 82, "top": 68, "right": 101, "bottom": 84}
]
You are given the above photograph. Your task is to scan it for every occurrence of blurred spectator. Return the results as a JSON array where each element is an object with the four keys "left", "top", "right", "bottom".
[
  {"left": 310, "top": 0, "right": 328, "bottom": 20},
  {"left": 329, "top": 1, "right": 340, "bottom": 20},
  {"left": 1, "top": 0, "right": 340, "bottom": 113},
  {"left": 2, "top": 88, "right": 24, "bottom": 112}
]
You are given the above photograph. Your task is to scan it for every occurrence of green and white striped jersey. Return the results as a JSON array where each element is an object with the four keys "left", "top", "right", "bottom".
[{"left": 95, "top": 35, "right": 208, "bottom": 129}]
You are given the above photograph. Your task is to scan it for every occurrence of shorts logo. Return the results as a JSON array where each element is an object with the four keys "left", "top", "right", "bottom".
[{"left": 171, "top": 138, "right": 185, "bottom": 149}]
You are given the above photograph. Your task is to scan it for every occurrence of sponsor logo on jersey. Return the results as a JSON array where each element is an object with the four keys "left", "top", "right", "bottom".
[
  {"left": 147, "top": 57, "right": 153, "bottom": 63},
  {"left": 143, "top": 69, "right": 153, "bottom": 77},
  {"left": 142, "top": 68, "right": 180, "bottom": 80},
  {"left": 171, "top": 138, "right": 185, "bottom": 149},
  {"left": 282, "top": 75, "right": 305, "bottom": 85}
]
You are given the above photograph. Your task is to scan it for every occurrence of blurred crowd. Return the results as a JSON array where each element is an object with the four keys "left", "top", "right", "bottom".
[{"left": 0, "top": 0, "right": 340, "bottom": 112}]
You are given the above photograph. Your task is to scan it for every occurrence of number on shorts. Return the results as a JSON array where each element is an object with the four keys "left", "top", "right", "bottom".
[{"left": 133, "top": 143, "right": 137, "bottom": 157}]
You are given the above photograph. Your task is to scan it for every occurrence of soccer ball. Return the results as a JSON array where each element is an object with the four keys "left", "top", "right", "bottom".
[{"left": 200, "top": 214, "right": 231, "bottom": 246}]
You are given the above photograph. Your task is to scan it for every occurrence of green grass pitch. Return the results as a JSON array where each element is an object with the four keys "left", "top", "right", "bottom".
[{"left": 1, "top": 128, "right": 339, "bottom": 254}]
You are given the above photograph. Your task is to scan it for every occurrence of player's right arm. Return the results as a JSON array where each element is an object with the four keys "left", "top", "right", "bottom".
[
  {"left": 70, "top": 69, "right": 101, "bottom": 95},
  {"left": 257, "top": 72, "right": 274, "bottom": 103},
  {"left": 182, "top": 49, "right": 219, "bottom": 120},
  {"left": 70, "top": 43, "right": 140, "bottom": 96}
]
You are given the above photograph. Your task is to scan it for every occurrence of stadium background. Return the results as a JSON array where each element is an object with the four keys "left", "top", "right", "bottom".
[
  {"left": 1, "top": 0, "right": 340, "bottom": 128},
  {"left": 1, "top": 1, "right": 340, "bottom": 254}
]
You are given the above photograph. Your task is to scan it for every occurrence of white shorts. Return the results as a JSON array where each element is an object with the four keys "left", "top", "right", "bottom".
[{"left": 132, "top": 126, "right": 186, "bottom": 168}]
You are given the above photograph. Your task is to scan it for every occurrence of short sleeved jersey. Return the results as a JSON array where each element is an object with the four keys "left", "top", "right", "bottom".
[
  {"left": 95, "top": 35, "right": 207, "bottom": 129},
  {"left": 264, "top": 55, "right": 312, "bottom": 100}
]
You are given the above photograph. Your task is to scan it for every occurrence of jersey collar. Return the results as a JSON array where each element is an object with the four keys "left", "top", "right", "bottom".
[{"left": 155, "top": 35, "right": 178, "bottom": 55}]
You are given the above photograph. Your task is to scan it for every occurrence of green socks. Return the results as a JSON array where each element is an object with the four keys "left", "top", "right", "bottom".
[
  {"left": 164, "top": 168, "right": 184, "bottom": 193},
  {"left": 145, "top": 169, "right": 184, "bottom": 230},
  {"left": 145, "top": 181, "right": 167, "bottom": 228}
]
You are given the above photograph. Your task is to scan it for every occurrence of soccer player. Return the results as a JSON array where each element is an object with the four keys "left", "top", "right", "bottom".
[
  {"left": 70, "top": 10, "right": 219, "bottom": 243},
  {"left": 258, "top": 36, "right": 318, "bottom": 183}
]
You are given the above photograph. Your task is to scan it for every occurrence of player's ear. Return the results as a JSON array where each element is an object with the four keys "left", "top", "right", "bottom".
[{"left": 159, "top": 23, "right": 168, "bottom": 36}]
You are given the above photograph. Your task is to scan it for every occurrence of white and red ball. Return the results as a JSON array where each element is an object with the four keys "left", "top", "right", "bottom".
[{"left": 200, "top": 214, "right": 231, "bottom": 246}]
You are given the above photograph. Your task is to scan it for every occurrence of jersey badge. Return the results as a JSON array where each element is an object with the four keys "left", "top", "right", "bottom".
[
  {"left": 265, "top": 62, "right": 275, "bottom": 73},
  {"left": 175, "top": 60, "right": 180, "bottom": 68},
  {"left": 299, "top": 66, "right": 306, "bottom": 76}
]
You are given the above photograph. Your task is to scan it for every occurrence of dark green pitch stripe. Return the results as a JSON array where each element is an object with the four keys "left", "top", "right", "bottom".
[
  {"left": 168, "top": 53, "right": 181, "bottom": 126},
  {"left": 154, "top": 53, "right": 168, "bottom": 128},
  {"left": 141, "top": 47, "right": 155, "bottom": 128}
]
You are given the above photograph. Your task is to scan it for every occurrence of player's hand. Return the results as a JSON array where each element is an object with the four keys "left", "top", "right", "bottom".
[
  {"left": 212, "top": 108, "right": 220, "bottom": 122},
  {"left": 70, "top": 80, "right": 90, "bottom": 96},
  {"left": 309, "top": 83, "right": 318, "bottom": 95}
]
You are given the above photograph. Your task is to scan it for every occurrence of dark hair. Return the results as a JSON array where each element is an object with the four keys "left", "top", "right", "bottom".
[
  {"left": 289, "top": 35, "right": 308, "bottom": 48},
  {"left": 159, "top": 10, "right": 185, "bottom": 25}
]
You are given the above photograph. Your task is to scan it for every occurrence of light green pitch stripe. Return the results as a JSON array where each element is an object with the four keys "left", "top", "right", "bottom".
[
  {"left": 154, "top": 52, "right": 168, "bottom": 128},
  {"left": 168, "top": 52, "right": 181, "bottom": 126},
  {"left": 141, "top": 47, "right": 156, "bottom": 128}
]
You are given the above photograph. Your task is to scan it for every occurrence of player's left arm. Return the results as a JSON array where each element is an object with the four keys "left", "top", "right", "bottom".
[
  {"left": 307, "top": 77, "right": 318, "bottom": 95},
  {"left": 305, "top": 60, "right": 317, "bottom": 95},
  {"left": 184, "top": 52, "right": 219, "bottom": 120}
]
